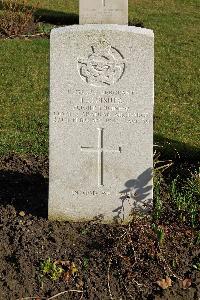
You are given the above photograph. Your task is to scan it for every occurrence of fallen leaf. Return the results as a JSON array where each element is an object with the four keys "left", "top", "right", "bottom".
[
  {"left": 54, "top": 260, "right": 70, "bottom": 266},
  {"left": 62, "top": 262, "right": 78, "bottom": 283},
  {"left": 71, "top": 262, "right": 78, "bottom": 275},
  {"left": 179, "top": 278, "right": 192, "bottom": 289},
  {"left": 19, "top": 211, "right": 25, "bottom": 217},
  {"left": 157, "top": 276, "right": 172, "bottom": 289}
]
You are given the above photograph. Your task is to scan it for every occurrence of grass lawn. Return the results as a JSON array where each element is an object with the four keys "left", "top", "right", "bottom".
[
  {"left": 0, "top": 0, "right": 199, "bottom": 158},
  {"left": 0, "top": 40, "right": 49, "bottom": 154}
]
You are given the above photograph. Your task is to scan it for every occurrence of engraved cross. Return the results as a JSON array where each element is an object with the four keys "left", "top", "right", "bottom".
[{"left": 81, "top": 128, "right": 121, "bottom": 186}]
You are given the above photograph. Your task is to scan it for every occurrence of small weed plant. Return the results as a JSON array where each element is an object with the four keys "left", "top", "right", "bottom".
[
  {"left": 152, "top": 152, "right": 199, "bottom": 229},
  {"left": 195, "top": 232, "right": 200, "bottom": 245},
  {"left": 153, "top": 179, "right": 163, "bottom": 221},
  {"left": 40, "top": 258, "right": 79, "bottom": 285},
  {"left": 83, "top": 257, "right": 89, "bottom": 271},
  {"left": 186, "top": 168, "right": 200, "bottom": 199},
  {"left": 152, "top": 223, "right": 165, "bottom": 246},
  {"left": 171, "top": 171, "right": 199, "bottom": 227},
  {"left": 152, "top": 151, "right": 172, "bottom": 221},
  {"left": 40, "top": 258, "right": 64, "bottom": 281}
]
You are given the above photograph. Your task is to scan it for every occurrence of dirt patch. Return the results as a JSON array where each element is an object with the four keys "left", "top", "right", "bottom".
[
  {"left": 0, "top": 154, "right": 199, "bottom": 300},
  {"left": 0, "top": 154, "right": 48, "bottom": 218}
]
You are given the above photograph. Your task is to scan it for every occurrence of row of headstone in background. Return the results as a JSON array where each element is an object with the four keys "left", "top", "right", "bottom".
[
  {"left": 49, "top": 0, "right": 154, "bottom": 222},
  {"left": 80, "top": 0, "right": 128, "bottom": 25}
]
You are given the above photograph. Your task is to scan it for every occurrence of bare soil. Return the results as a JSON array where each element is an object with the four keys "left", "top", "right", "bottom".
[{"left": 0, "top": 154, "right": 199, "bottom": 300}]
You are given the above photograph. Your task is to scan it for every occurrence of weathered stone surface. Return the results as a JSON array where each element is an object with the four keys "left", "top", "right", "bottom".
[
  {"left": 49, "top": 25, "right": 154, "bottom": 222},
  {"left": 79, "top": 0, "right": 128, "bottom": 25}
]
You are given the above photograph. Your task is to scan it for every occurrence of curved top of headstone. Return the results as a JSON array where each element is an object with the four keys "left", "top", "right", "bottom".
[{"left": 51, "top": 24, "right": 154, "bottom": 38}]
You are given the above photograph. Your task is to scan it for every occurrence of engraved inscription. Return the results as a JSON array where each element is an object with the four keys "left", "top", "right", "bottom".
[
  {"left": 81, "top": 128, "right": 121, "bottom": 186},
  {"left": 53, "top": 109, "right": 151, "bottom": 125},
  {"left": 72, "top": 190, "right": 132, "bottom": 197},
  {"left": 78, "top": 39, "right": 125, "bottom": 87}
]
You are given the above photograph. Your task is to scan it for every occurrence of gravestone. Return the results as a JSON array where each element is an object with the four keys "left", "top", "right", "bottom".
[
  {"left": 79, "top": 0, "right": 128, "bottom": 25},
  {"left": 49, "top": 25, "right": 154, "bottom": 222}
]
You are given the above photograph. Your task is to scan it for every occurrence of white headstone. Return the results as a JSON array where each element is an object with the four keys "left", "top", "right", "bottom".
[
  {"left": 49, "top": 25, "right": 154, "bottom": 222},
  {"left": 79, "top": 0, "right": 128, "bottom": 25}
]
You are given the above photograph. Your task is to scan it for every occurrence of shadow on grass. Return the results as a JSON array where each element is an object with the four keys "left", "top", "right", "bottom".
[
  {"left": 154, "top": 134, "right": 200, "bottom": 182},
  {"left": 35, "top": 9, "right": 79, "bottom": 26},
  {"left": 154, "top": 134, "right": 200, "bottom": 163}
]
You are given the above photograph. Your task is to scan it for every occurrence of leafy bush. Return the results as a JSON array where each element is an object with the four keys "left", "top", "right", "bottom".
[{"left": 0, "top": 0, "right": 38, "bottom": 37}]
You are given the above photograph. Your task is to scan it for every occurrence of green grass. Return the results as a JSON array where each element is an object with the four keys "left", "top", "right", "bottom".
[
  {"left": 0, "top": 39, "right": 49, "bottom": 154},
  {"left": 128, "top": 0, "right": 200, "bottom": 153},
  {"left": 0, "top": 0, "right": 199, "bottom": 156}
]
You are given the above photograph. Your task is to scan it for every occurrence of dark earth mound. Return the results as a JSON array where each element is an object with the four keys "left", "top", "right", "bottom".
[{"left": 0, "top": 154, "right": 199, "bottom": 300}]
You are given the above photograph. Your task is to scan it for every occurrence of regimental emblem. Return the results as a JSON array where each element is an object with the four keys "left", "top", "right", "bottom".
[{"left": 78, "top": 39, "right": 125, "bottom": 87}]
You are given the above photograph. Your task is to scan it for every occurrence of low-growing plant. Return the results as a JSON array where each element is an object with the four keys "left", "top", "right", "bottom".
[
  {"left": 40, "top": 258, "right": 64, "bottom": 281},
  {"left": 83, "top": 257, "right": 89, "bottom": 270},
  {"left": 153, "top": 151, "right": 173, "bottom": 184},
  {"left": 172, "top": 182, "right": 190, "bottom": 220},
  {"left": 194, "top": 232, "right": 200, "bottom": 245},
  {"left": 152, "top": 223, "right": 165, "bottom": 246},
  {"left": 188, "top": 202, "right": 198, "bottom": 228},
  {"left": 171, "top": 174, "right": 199, "bottom": 227},
  {"left": 186, "top": 168, "right": 200, "bottom": 199},
  {"left": 37, "top": 21, "right": 54, "bottom": 35},
  {"left": 80, "top": 228, "right": 90, "bottom": 235},
  {"left": 0, "top": 0, "right": 38, "bottom": 37},
  {"left": 152, "top": 151, "right": 172, "bottom": 221},
  {"left": 153, "top": 179, "right": 163, "bottom": 221}
]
